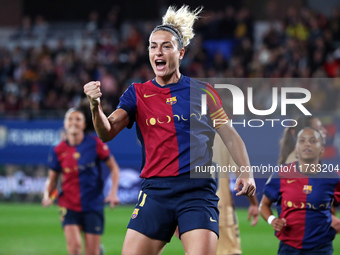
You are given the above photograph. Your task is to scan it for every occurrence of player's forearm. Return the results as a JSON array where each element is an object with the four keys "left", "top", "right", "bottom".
[
  {"left": 91, "top": 103, "right": 114, "bottom": 142},
  {"left": 227, "top": 135, "right": 252, "bottom": 178},
  {"left": 44, "top": 179, "right": 57, "bottom": 199},
  {"left": 259, "top": 198, "right": 273, "bottom": 221},
  {"left": 110, "top": 174, "right": 119, "bottom": 196},
  {"left": 217, "top": 125, "right": 252, "bottom": 178},
  {"left": 110, "top": 166, "right": 120, "bottom": 195},
  {"left": 248, "top": 194, "right": 258, "bottom": 205},
  {"left": 107, "top": 156, "right": 120, "bottom": 195}
]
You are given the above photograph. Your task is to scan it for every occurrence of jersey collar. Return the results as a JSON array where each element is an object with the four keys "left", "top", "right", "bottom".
[{"left": 151, "top": 75, "right": 185, "bottom": 88}]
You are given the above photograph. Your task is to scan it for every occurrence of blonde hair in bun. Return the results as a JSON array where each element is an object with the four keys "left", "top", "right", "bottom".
[{"left": 151, "top": 5, "right": 203, "bottom": 49}]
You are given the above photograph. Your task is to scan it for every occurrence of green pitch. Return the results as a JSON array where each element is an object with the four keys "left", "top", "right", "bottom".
[{"left": 1, "top": 203, "right": 340, "bottom": 254}]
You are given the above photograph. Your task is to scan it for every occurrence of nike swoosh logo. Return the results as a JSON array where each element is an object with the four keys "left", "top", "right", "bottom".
[
  {"left": 210, "top": 217, "right": 217, "bottom": 222},
  {"left": 144, "top": 94, "right": 157, "bottom": 98},
  {"left": 287, "top": 180, "right": 296, "bottom": 183}
]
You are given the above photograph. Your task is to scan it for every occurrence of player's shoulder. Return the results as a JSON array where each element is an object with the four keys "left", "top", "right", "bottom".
[
  {"left": 86, "top": 134, "right": 102, "bottom": 144},
  {"left": 53, "top": 140, "right": 68, "bottom": 154},
  {"left": 187, "top": 76, "right": 209, "bottom": 87},
  {"left": 133, "top": 79, "right": 154, "bottom": 88},
  {"left": 88, "top": 134, "right": 110, "bottom": 149},
  {"left": 189, "top": 77, "right": 218, "bottom": 97}
]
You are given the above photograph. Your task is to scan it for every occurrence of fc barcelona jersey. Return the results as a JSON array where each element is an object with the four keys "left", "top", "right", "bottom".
[
  {"left": 48, "top": 135, "right": 110, "bottom": 212},
  {"left": 117, "top": 75, "right": 228, "bottom": 178},
  {"left": 264, "top": 162, "right": 340, "bottom": 249}
]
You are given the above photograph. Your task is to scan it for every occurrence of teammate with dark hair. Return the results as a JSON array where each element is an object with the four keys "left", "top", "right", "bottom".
[{"left": 260, "top": 127, "right": 340, "bottom": 255}]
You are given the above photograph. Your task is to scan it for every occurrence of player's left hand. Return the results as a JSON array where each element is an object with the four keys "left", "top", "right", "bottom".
[
  {"left": 234, "top": 176, "right": 256, "bottom": 197},
  {"left": 331, "top": 215, "right": 340, "bottom": 234},
  {"left": 105, "top": 193, "right": 120, "bottom": 209},
  {"left": 248, "top": 204, "right": 259, "bottom": 226},
  {"left": 41, "top": 197, "right": 53, "bottom": 207}
]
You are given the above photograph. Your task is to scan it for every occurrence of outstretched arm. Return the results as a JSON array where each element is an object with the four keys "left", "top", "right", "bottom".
[
  {"left": 217, "top": 123, "right": 256, "bottom": 196},
  {"left": 84, "top": 81, "right": 129, "bottom": 142}
]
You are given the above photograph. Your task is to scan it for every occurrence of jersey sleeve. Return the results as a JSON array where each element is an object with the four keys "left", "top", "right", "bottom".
[
  {"left": 263, "top": 172, "right": 281, "bottom": 202},
  {"left": 334, "top": 178, "right": 340, "bottom": 206},
  {"left": 117, "top": 83, "right": 137, "bottom": 129},
  {"left": 48, "top": 148, "right": 62, "bottom": 173},
  {"left": 206, "top": 84, "right": 229, "bottom": 129},
  {"left": 95, "top": 137, "right": 110, "bottom": 161}
]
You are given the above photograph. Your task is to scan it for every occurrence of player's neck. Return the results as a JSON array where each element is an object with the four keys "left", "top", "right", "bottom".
[
  {"left": 155, "top": 70, "right": 181, "bottom": 86},
  {"left": 67, "top": 132, "right": 84, "bottom": 146},
  {"left": 298, "top": 158, "right": 319, "bottom": 174}
]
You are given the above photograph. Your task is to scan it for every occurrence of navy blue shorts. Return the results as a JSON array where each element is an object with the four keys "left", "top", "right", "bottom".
[
  {"left": 127, "top": 173, "right": 219, "bottom": 242},
  {"left": 59, "top": 207, "right": 104, "bottom": 235},
  {"left": 278, "top": 241, "right": 333, "bottom": 255}
]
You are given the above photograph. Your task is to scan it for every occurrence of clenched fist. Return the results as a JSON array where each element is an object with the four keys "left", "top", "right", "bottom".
[
  {"left": 271, "top": 218, "right": 287, "bottom": 232},
  {"left": 84, "top": 81, "right": 102, "bottom": 106}
]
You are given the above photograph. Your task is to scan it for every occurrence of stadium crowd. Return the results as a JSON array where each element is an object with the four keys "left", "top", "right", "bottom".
[{"left": 1, "top": 5, "right": 340, "bottom": 118}]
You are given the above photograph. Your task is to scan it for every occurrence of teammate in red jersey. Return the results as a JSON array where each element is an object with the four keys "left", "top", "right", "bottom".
[
  {"left": 42, "top": 108, "right": 120, "bottom": 255},
  {"left": 260, "top": 127, "right": 340, "bottom": 254},
  {"left": 278, "top": 116, "right": 340, "bottom": 232},
  {"left": 84, "top": 5, "right": 255, "bottom": 255}
]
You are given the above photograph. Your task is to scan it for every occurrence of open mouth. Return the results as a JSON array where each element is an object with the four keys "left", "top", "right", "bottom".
[
  {"left": 155, "top": 60, "right": 166, "bottom": 71},
  {"left": 303, "top": 149, "right": 312, "bottom": 153}
]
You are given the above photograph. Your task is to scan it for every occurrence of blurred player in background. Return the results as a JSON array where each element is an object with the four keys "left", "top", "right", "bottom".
[
  {"left": 213, "top": 135, "right": 259, "bottom": 255},
  {"left": 84, "top": 5, "right": 255, "bottom": 255},
  {"left": 278, "top": 116, "right": 340, "bottom": 232},
  {"left": 260, "top": 127, "right": 340, "bottom": 255},
  {"left": 42, "top": 108, "right": 120, "bottom": 255}
]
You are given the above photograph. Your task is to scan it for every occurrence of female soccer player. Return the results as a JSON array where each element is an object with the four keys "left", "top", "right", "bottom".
[
  {"left": 278, "top": 116, "right": 340, "bottom": 232},
  {"left": 42, "top": 108, "right": 120, "bottom": 255},
  {"left": 84, "top": 5, "right": 255, "bottom": 255},
  {"left": 260, "top": 127, "right": 340, "bottom": 255},
  {"left": 278, "top": 116, "right": 327, "bottom": 165}
]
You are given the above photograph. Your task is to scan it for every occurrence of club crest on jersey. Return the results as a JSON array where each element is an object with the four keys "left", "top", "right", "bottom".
[
  {"left": 131, "top": 208, "right": 139, "bottom": 219},
  {"left": 166, "top": 96, "right": 177, "bottom": 105},
  {"left": 73, "top": 152, "right": 81, "bottom": 160},
  {"left": 303, "top": 185, "right": 312, "bottom": 194}
]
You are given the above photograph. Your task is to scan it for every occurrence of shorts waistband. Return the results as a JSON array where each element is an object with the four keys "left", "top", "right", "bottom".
[{"left": 144, "top": 170, "right": 213, "bottom": 183}]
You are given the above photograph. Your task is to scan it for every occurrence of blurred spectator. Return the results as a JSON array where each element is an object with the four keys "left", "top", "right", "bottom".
[
  {"left": 1, "top": 4, "right": 340, "bottom": 118},
  {"left": 14, "top": 16, "right": 33, "bottom": 39},
  {"left": 330, "top": 8, "right": 340, "bottom": 43},
  {"left": 85, "top": 11, "right": 100, "bottom": 36},
  {"left": 219, "top": 6, "right": 237, "bottom": 39},
  {"left": 234, "top": 8, "right": 254, "bottom": 41},
  {"left": 32, "top": 15, "right": 49, "bottom": 39}
]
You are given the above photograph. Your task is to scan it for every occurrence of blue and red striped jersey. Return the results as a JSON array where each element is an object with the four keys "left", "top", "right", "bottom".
[
  {"left": 48, "top": 134, "right": 110, "bottom": 212},
  {"left": 264, "top": 161, "right": 340, "bottom": 249},
  {"left": 117, "top": 75, "right": 228, "bottom": 178}
]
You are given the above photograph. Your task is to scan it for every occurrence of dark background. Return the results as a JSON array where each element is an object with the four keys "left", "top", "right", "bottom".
[
  {"left": 0, "top": 0, "right": 312, "bottom": 26},
  {"left": 21, "top": 0, "right": 245, "bottom": 21}
]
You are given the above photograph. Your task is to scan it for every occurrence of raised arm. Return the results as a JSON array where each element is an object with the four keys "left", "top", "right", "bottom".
[
  {"left": 84, "top": 81, "right": 129, "bottom": 142},
  {"left": 217, "top": 123, "right": 256, "bottom": 196}
]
